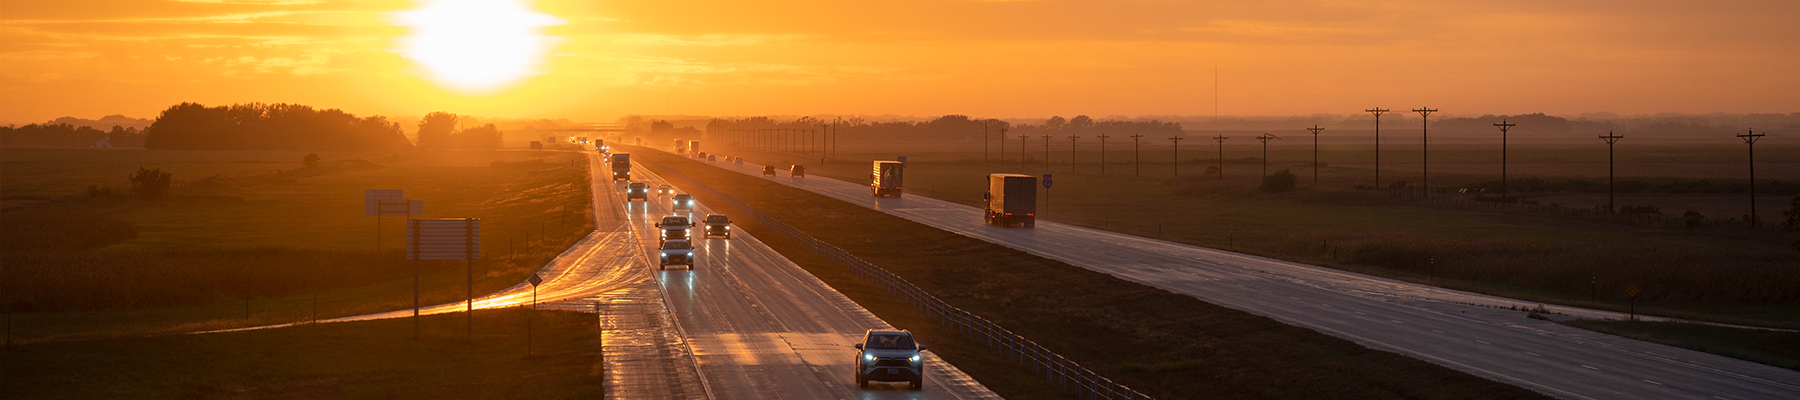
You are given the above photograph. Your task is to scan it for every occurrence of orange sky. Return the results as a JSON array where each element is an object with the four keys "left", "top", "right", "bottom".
[{"left": 3, "top": 0, "right": 1796, "bottom": 124}]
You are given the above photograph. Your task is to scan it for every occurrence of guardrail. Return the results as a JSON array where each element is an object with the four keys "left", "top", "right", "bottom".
[{"left": 642, "top": 160, "right": 1153, "bottom": 400}]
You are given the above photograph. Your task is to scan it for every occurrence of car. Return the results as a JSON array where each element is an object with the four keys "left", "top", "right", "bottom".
[
  {"left": 658, "top": 239, "right": 693, "bottom": 269},
  {"left": 707, "top": 155, "right": 717, "bottom": 162},
  {"left": 762, "top": 165, "right": 777, "bottom": 176},
  {"left": 655, "top": 216, "right": 691, "bottom": 240},
  {"left": 790, "top": 165, "right": 806, "bottom": 177},
  {"left": 626, "top": 182, "right": 648, "bottom": 201},
  {"left": 702, "top": 214, "right": 731, "bottom": 238},
  {"left": 734, "top": 157, "right": 744, "bottom": 165},
  {"left": 852, "top": 330, "right": 927, "bottom": 389},
  {"left": 697, "top": 152, "right": 707, "bottom": 160},
  {"left": 657, "top": 184, "right": 674, "bottom": 196},
  {"left": 671, "top": 194, "right": 695, "bottom": 212}
]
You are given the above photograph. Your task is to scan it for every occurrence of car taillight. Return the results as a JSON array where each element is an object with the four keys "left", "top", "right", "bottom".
[
  {"left": 1027, "top": 213, "right": 1035, "bottom": 216},
  {"left": 1004, "top": 213, "right": 1011, "bottom": 216}
]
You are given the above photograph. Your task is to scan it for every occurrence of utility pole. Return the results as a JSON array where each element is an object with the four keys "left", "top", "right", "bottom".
[
  {"left": 1041, "top": 135, "right": 1053, "bottom": 171},
  {"left": 1494, "top": 120, "right": 1516, "bottom": 202},
  {"left": 1018, "top": 135, "right": 1029, "bottom": 165},
  {"left": 1738, "top": 128, "right": 1766, "bottom": 226},
  {"left": 998, "top": 127, "right": 1010, "bottom": 163},
  {"left": 1169, "top": 136, "right": 1186, "bottom": 177},
  {"left": 1256, "top": 133, "right": 1280, "bottom": 176},
  {"left": 1212, "top": 135, "right": 1228, "bottom": 180},
  {"left": 1413, "top": 107, "right": 1437, "bottom": 199},
  {"left": 1366, "top": 108, "right": 1389, "bottom": 188},
  {"left": 1130, "top": 134, "right": 1145, "bottom": 177},
  {"left": 1599, "top": 131, "right": 1623, "bottom": 213},
  {"left": 1097, "top": 135, "right": 1111, "bottom": 175},
  {"left": 821, "top": 124, "right": 829, "bottom": 163},
  {"left": 1307, "top": 125, "right": 1325, "bottom": 183},
  {"left": 983, "top": 120, "right": 990, "bottom": 163},
  {"left": 1068, "top": 135, "right": 1080, "bottom": 172}
]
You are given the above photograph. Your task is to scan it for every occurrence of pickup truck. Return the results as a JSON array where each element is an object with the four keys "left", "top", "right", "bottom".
[
  {"left": 671, "top": 194, "right": 695, "bottom": 212},
  {"left": 626, "top": 182, "right": 648, "bottom": 201},
  {"left": 656, "top": 216, "right": 691, "bottom": 240}
]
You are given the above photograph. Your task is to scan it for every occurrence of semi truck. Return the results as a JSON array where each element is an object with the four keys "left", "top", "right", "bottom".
[
  {"left": 984, "top": 174, "right": 1036, "bottom": 228},
  {"left": 611, "top": 153, "right": 631, "bottom": 180},
  {"left": 689, "top": 140, "right": 700, "bottom": 154},
  {"left": 872, "top": 161, "right": 904, "bottom": 197},
  {"left": 675, "top": 139, "right": 687, "bottom": 153}
]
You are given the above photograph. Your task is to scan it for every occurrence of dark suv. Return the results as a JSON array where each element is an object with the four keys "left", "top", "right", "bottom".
[{"left": 852, "top": 329, "right": 926, "bottom": 389}]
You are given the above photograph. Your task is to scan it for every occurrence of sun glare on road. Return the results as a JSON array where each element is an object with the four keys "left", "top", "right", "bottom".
[{"left": 393, "top": 0, "right": 564, "bottom": 92}]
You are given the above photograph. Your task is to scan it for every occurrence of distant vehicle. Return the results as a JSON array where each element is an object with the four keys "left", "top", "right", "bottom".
[
  {"left": 689, "top": 140, "right": 700, "bottom": 154},
  {"left": 626, "top": 182, "right": 648, "bottom": 201},
  {"left": 703, "top": 214, "right": 731, "bottom": 239},
  {"left": 611, "top": 153, "right": 631, "bottom": 180},
  {"left": 790, "top": 165, "right": 806, "bottom": 177},
  {"left": 657, "top": 184, "right": 674, "bottom": 197},
  {"left": 529, "top": 141, "right": 543, "bottom": 150},
  {"left": 984, "top": 174, "right": 1036, "bottom": 228},
  {"left": 656, "top": 215, "right": 691, "bottom": 240},
  {"left": 658, "top": 239, "right": 693, "bottom": 269},
  {"left": 872, "top": 161, "right": 904, "bottom": 197},
  {"left": 734, "top": 157, "right": 744, "bottom": 165},
  {"left": 707, "top": 155, "right": 717, "bottom": 162},
  {"left": 671, "top": 194, "right": 695, "bottom": 212},
  {"left": 674, "top": 139, "right": 687, "bottom": 153},
  {"left": 762, "top": 165, "right": 777, "bottom": 176},
  {"left": 852, "top": 329, "right": 927, "bottom": 390},
  {"left": 697, "top": 151, "right": 707, "bottom": 160}
]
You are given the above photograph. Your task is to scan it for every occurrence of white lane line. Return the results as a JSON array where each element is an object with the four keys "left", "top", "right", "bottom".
[
  {"left": 1319, "top": 303, "right": 1332, "bottom": 308},
  {"left": 1526, "top": 352, "right": 1542, "bottom": 357},
  {"left": 1476, "top": 340, "right": 1491, "bottom": 345},
  {"left": 1714, "top": 396, "right": 1733, "bottom": 400},
  {"left": 1581, "top": 365, "right": 1600, "bottom": 370},
  {"left": 1643, "top": 379, "right": 1663, "bottom": 386},
  {"left": 1355, "top": 311, "right": 1366, "bottom": 315},
  {"left": 1391, "top": 320, "right": 1404, "bottom": 324},
  {"left": 1290, "top": 296, "right": 1301, "bottom": 300},
  {"left": 1431, "top": 329, "right": 1445, "bottom": 334}
]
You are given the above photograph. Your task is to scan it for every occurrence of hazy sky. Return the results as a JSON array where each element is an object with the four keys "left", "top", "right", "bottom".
[{"left": 3, "top": 0, "right": 1796, "bottom": 123}]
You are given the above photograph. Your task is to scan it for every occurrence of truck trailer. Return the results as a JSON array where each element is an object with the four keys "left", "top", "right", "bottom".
[
  {"left": 611, "top": 153, "right": 631, "bottom": 180},
  {"left": 872, "top": 161, "right": 904, "bottom": 197},
  {"left": 984, "top": 174, "right": 1036, "bottom": 228}
]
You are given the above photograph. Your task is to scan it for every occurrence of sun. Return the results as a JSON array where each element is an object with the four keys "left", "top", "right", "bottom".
[{"left": 393, "top": 0, "right": 564, "bottom": 93}]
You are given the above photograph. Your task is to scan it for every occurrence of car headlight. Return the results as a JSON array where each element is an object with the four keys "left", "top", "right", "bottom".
[
  {"left": 863, "top": 354, "right": 874, "bottom": 362},
  {"left": 910, "top": 354, "right": 921, "bottom": 363}
]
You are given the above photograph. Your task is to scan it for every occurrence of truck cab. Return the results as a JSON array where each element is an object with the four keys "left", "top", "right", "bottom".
[
  {"left": 626, "top": 182, "right": 648, "bottom": 201},
  {"left": 656, "top": 216, "right": 691, "bottom": 240},
  {"left": 852, "top": 329, "right": 927, "bottom": 389},
  {"left": 658, "top": 240, "right": 693, "bottom": 269},
  {"left": 702, "top": 214, "right": 731, "bottom": 238},
  {"left": 671, "top": 194, "right": 695, "bottom": 212}
]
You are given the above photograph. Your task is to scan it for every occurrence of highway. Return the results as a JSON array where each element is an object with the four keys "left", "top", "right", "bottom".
[{"left": 695, "top": 152, "right": 1800, "bottom": 400}]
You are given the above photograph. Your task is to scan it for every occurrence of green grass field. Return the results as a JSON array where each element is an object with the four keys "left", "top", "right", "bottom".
[
  {"left": 635, "top": 148, "right": 1549, "bottom": 400},
  {"left": 2, "top": 148, "right": 595, "bottom": 343},
  {"left": 704, "top": 143, "right": 1800, "bottom": 329},
  {"left": 0, "top": 308, "right": 603, "bottom": 399}
]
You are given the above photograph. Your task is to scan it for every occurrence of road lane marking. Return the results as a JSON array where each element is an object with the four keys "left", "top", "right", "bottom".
[
  {"left": 1320, "top": 303, "right": 1332, "bottom": 307},
  {"left": 1643, "top": 379, "right": 1663, "bottom": 386},
  {"left": 1391, "top": 320, "right": 1404, "bottom": 324},
  {"left": 1355, "top": 311, "right": 1366, "bottom": 315},
  {"left": 1526, "top": 352, "right": 1542, "bottom": 357},
  {"left": 1476, "top": 340, "right": 1491, "bottom": 344},
  {"left": 1432, "top": 329, "right": 1445, "bottom": 334},
  {"left": 1581, "top": 365, "right": 1600, "bottom": 370}
]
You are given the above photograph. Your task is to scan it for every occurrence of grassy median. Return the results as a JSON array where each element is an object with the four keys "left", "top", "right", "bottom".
[
  {"left": 0, "top": 308, "right": 603, "bottom": 399},
  {"left": 633, "top": 147, "right": 1548, "bottom": 400}
]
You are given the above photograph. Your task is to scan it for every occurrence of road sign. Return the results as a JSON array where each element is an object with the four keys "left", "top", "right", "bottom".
[
  {"left": 1042, "top": 174, "right": 1053, "bottom": 188},
  {"left": 528, "top": 273, "right": 543, "bottom": 286},
  {"left": 364, "top": 190, "right": 401, "bottom": 215},
  {"left": 406, "top": 218, "right": 481, "bottom": 260},
  {"left": 1626, "top": 284, "right": 1640, "bottom": 299}
]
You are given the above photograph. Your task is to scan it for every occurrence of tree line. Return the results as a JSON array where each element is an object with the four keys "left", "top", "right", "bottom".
[
  {"left": 415, "top": 112, "right": 503, "bottom": 149},
  {"left": 0, "top": 123, "right": 146, "bottom": 148},
  {"left": 142, "top": 102, "right": 414, "bottom": 151},
  {"left": 702, "top": 114, "right": 1183, "bottom": 143}
]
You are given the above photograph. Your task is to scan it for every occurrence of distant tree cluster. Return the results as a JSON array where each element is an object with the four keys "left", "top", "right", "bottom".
[
  {"left": 415, "top": 111, "right": 503, "bottom": 149},
  {"left": 704, "top": 114, "right": 1180, "bottom": 145},
  {"left": 0, "top": 123, "right": 146, "bottom": 148},
  {"left": 142, "top": 102, "right": 414, "bottom": 151}
]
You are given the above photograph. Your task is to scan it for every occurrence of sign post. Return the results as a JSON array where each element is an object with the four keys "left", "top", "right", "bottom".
[
  {"left": 1042, "top": 174, "right": 1053, "bottom": 218},
  {"left": 528, "top": 273, "right": 543, "bottom": 355},
  {"left": 407, "top": 218, "right": 481, "bottom": 341},
  {"left": 1626, "top": 284, "right": 1640, "bottom": 321}
]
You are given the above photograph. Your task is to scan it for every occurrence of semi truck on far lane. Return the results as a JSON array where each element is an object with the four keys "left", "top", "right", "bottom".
[
  {"left": 611, "top": 153, "right": 631, "bottom": 180},
  {"left": 984, "top": 173, "right": 1036, "bottom": 228},
  {"left": 872, "top": 161, "right": 904, "bottom": 197}
]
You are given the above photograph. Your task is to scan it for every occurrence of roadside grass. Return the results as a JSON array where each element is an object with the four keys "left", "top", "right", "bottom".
[
  {"left": 0, "top": 308, "right": 603, "bottom": 399},
  {"left": 713, "top": 145, "right": 1800, "bottom": 329},
  {"left": 1562, "top": 320, "right": 1800, "bottom": 372},
  {"left": 635, "top": 148, "right": 1549, "bottom": 400},
  {"left": 2, "top": 149, "right": 594, "bottom": 342}
]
